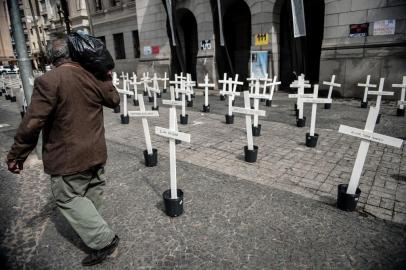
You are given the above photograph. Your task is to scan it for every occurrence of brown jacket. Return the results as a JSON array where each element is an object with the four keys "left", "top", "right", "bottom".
[{"left": 7, "top": 61, "right": 120, "bottom": 176}]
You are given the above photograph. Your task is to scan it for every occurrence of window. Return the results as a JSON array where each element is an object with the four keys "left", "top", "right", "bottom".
[
  {"left": 95, "top": 0, "right": 102, "bottom": 11},
  {"left": 113, "top": 33, "right": 125, "bottom": 59},
  {"left": 132, "top": 31, "right": 140, "bottom": 58},
  {"left": 97, "top": 36, "right": 106, "bottom": 45}
]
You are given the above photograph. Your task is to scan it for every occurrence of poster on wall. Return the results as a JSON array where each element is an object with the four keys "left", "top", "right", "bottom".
[
  {"left": 143, "top": 46, "right": 152, "bottom": 56},
  {"left": 373, "top": 20, "right": 396, "bottom": 36},
  {"left": 250, "top": 51, "right": 268, "bottom": 78},
  {"left": 152, "top": 46, "right": 160, "bottom": 54},
  {"left": 349, "top": 23, "right": 369, "bottom": 37},
  {"left": 200, "top": 40, "right": 212, "bottom": 50},
  {"left": 255, "top": 33, "right": 269, "bottom": 46}
]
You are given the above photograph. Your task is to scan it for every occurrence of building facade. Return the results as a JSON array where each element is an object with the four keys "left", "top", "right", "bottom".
[
  {"left": 134, "top": 0, "right": 406, "bottom": 98},
  {"left": 87, "top": 0, "right": 140, "bottom": 73},
  {"left": 0, "top": 0, "right": 14, "bottom": 63}
]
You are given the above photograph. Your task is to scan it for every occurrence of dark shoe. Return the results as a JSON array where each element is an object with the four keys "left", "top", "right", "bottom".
[{"left": 82, "top": 235, "right": 120, "bottom": 266}]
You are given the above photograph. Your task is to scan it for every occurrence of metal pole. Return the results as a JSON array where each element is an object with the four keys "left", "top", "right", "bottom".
[{"left": 6, "top": 0, "right": 34, "bottom": 105}]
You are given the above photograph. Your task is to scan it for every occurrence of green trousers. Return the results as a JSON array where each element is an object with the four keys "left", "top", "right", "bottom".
[{"left": 51, "top": 166, "right": 115, "bottom": 250}]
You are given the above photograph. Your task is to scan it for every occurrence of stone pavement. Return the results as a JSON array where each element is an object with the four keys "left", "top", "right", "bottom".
[{"left": 1, "top": 86, "right": 406, "bottom": 269}]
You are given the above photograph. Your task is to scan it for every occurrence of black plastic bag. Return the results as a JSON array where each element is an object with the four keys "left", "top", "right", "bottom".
[{"left": 67, "top": 32, "right": 114, "bottom": 80}]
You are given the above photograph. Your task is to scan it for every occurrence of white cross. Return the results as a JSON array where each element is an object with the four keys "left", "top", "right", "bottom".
[
  {"left": 120, "top": 72, "right": 129, "bottom": 81},
  {"left": 177, "top": 79, "right": 193, "bottom": 117},
  {"left": 289, "top": 75, "right": 311, "bottom": 119},
  {"left": 159, "top": 72, "right": 169, "bottom": 92},
  {"left": 129, "top": 72, "right": 142, "bottom": 103},
  {"left": 301, "top": 85, "right": 332, "bottom": 137},
  {"left": 368, "top": 78, "right": 393, "bottom": 111},
  {"left": 392, "top": 76, "right": 406, "bottom": 110},
  {"left": 338, "top": 106, "right": 403, "bottom": 195},
  {"left": 357, "top": 75, "right": 376, "bottom": 103},
  {"left": 148, "top": 74, "right": 161, "bottom": 110},
  {"left": 218, "top": 73, "right": 228, "bottom": 98},
  {"left": 232, "top": 91, "right": 266, "bottom": 151},
  {"left": 162, "top": 86, "right": 182, "bottom": 136},
  {"left": 155, "top": 107, "right": 191, "bottom": 199},
  {"left": 170, "top": 74, "right": 182, "bottom": 99},
  {"left": 323, "top": 75, "right": 341, "bottom": 99},
  {"left": 198, "top": 74, "right": 215, "bottom": 107},
  {"left": 141, "top": 73, "right": 152, "bottom": 97},
  {"left": 185, "top": 73, "right": 196, "bottom": 102},
  {"left": 220, "top": 77, "right": 242, "bottom": 116},
  {"left": 264, "top": 76, "right": 281, "bottom": 102},
  {"left": 247, "top": 73, "right": 261, "bottom": 94},
  {"left": 114, "top": 73, "right": 134, "bottom": 117},
  {"left": 249, "top": 80, "right": 262, "bottom": 128},
  {"left": 128, "top": 94, "right": 159, "bottom": 155}
]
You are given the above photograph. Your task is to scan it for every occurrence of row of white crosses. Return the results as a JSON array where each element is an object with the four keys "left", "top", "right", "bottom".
[{"left": 247, "top": 74, "right": 281, "bottom": 106}]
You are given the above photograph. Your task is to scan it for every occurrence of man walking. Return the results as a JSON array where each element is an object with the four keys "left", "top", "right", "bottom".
[{"left": 6, "top": 33, "right": 120, "bottom": 266}]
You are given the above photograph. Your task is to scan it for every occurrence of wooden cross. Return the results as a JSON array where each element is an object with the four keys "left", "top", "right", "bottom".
[
  {"left": 185, "top": 73, "right": 196, "bottom": 102},
  {"left": 148, "top": 74, "right": 161, "bottom": 110},
  {"left": 357, "top": 75, "right": 376, "bottom": 104},
  {"left": 159, "top": 72, "right": 169, "bottom": 92},
  {"left": 218, "top": 73, "right": 228, "bottom": 99},
  {"left": 141, "top": 73, "right": 152, "bottom": 97},
  {"left": 246, "top": 73, "right": 261, "bottom": 94},
  {"left": 120, "top": 72, "right": 129, "bottom": 81},
  {"left": 220, "top": 77, "right": 242, "bottom": 117},
  {"left": 263, "top": 76, "right": 281, "bottom": 104},
  {"left": 170, "top": 74, "right": 182, "bottom": 100},
  {"left": 301, "top": 84, "right": 332, "bottom": 137},
  {"left": 155, "top": 107, "right": 191, "bottom": 199},
  {"left": 368, "top": 78, "right": 393, "bottom": 111},
  {"left": 198, "top": 74, "right": 215, "bottom": 109},
  {"left": 232, "top": 91, "right": 266, "bottom": 151},
  {"left": 128, "top": 94, "right": 159, "bottom": 155},
  {"left": 162, "top": 86, "right": 183, "bottom": 140},
  {"left": 177, "top": 79, "right": 193, "bottom": 118},
  {"left": 289, "top": 75, "right": 311, "bottom": 119},
  {"left": 338, "top": 106, "right": 403, "bottom": 195},
  {"left": 323, "top": 75, "right": 341, "bottom": 100},
  {"left": 392, "top": 76, "right": 406, "bottom": 112},
  {"left": 114, "top": 72, "right": 134, "bottom": 119},
  {"left": 129, "top": 72, "right": 142, "bottom": 105}
]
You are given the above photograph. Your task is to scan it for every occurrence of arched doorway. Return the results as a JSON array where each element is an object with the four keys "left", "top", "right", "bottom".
[
  {"left": 223, "top": 0, "right": 251, "bottom": 86},
  {"left": 176, "top": 8, "right": 198, "bottom": 81},
  {"left": 279, "top": 0, "right": 325, "bottom": 89}
]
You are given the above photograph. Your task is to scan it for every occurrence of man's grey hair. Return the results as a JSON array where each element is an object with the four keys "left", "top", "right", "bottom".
[{"left": 47, "top": 32, "right": 70, "bottom": 65}]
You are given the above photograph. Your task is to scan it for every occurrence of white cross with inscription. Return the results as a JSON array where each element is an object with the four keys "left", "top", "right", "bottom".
[
  {"left": 155, "top": 107, "right": 191, "bottom": 199},
  {"left": 232, "top": 91, "right": 266, "bottom": 152},
  {"left": 368, "top": 78, "right": 393, "bottom": 112},
  {"left": 301, "top": 84, "right": 332, "bottom": 139},
  {"left": 357, "top": 75, "right": 376, "bottom": 106},
  {"left": 392, "top": 76, "right": 406, "bottom": 114},
  {"left": 162, "top": 86, "right": 183, "bottom": 142},
  {"left": 128, "top": 94, "right": 159, "bottom": 157},
  {"left": 198, "top": 74, "right": 215, "bottom": 112},
  {"left": 289, "top": 75, "right": 311, "bottom": 120},
  {"left": 338, "top": 106, "right": 403, "bottom": 195},
  {"left": 323, "top": 75, "right": 341, "bottom": 109}
]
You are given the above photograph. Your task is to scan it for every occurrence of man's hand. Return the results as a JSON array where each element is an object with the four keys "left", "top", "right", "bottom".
[{"left": 6, "top": 159, "right": 23, "bottom": 174}]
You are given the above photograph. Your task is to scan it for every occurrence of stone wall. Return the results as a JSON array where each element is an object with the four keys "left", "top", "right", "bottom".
[{"left": 320, "top": 0, "right": 406, "bottom": 98}]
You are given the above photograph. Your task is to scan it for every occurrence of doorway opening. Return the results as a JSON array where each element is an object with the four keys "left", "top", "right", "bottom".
[
  {"left": 176, "top": 8, "right": 198, "bottom": 81},
  {"left": 279, "top": 0, "right": 325, "bottom": 89}
]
